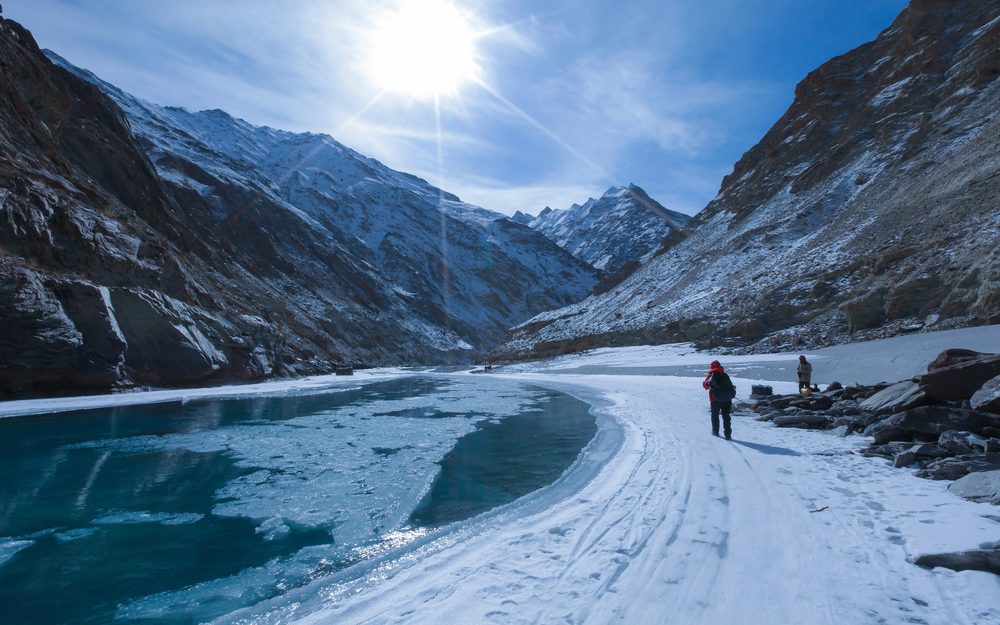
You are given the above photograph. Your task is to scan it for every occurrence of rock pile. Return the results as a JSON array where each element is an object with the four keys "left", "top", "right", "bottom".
[
  {"left": 750, "top": 348, "right": 1000, "bottom": 487},
  {"left": 750, "top": 348, "right": 1000, "bottom": 574}
]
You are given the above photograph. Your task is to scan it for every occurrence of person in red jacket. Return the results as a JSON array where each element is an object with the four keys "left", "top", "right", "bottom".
[{"left": 702, "top": 360, "right": 737, "bottom": 439}]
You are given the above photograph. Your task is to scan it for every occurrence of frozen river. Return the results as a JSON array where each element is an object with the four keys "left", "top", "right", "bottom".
[
  {"left": 4, "top": 324, "right": 999, "bottom": 625},
  {"left": 0, "top": 376, "right": 596, "bottom": 625}
]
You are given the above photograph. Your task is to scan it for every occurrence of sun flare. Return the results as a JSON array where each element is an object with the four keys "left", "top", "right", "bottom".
[{"left": 367, "top": 0, "right": 480, "bottom": 98}]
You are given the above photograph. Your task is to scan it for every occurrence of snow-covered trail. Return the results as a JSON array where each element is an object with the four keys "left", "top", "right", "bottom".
[{"left": 255, "top": 373, "right": 999, "bottom": 625}]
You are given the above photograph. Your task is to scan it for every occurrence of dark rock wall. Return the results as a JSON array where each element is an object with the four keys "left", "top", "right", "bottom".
[{"left": 0, "top": 18, "right": 446, "bottom": 397}]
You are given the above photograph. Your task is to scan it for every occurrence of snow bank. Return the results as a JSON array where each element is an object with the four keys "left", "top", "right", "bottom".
[
  {"left": 0, "top": 368, "right": 413, "bottom": 419},
  {"left": 215, "top": 372, "right": 1000, "bottom": 625},
  {"left": 502, "top": 323, "right": 1000, "bottom": 387},
  {"left": 207, "top": 325, "right": 1000, "bottom": 625}
]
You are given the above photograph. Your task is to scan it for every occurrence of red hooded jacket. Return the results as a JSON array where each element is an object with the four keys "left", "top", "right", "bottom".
[{"left": 702, "top": 360, "right": 725, "bottom": 402}]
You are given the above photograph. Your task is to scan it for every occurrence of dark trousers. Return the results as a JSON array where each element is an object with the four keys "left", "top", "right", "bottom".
[{"left": 711, "top": 400, "right": 732, "bottom": 436}]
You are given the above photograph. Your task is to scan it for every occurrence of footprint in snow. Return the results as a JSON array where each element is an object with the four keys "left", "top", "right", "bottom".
[
  {"left": 831, "top": 486, "right": 856, "bottom": 498},
  {"left": 885, "top": 526, "right": 905, "bottom": 545}
]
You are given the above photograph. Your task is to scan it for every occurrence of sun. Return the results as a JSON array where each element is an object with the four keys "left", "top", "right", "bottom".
[{"left": 367, "top": 0, "right": 480, "bottom": 99}]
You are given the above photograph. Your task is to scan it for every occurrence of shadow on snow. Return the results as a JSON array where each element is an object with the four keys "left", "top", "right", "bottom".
[{"left": 730, "top": 439, "right": 801, "bottom": 457}]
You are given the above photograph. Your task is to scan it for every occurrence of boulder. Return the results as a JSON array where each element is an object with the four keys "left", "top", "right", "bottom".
[
  {"left": 927, "top": 348, "right": 992, "bottom": 371},
  {"left": 915, "top": 547, "right": 1000, "bottom": 573},
  {"left": 830, "top": 424, "right": 850, "bottom": 438},
  {"left": 948, "top": 470, "right": 1000, "bottom": 504},
  {"left": 768, "top": 397, "right": 795, "bottom": 409},
  {"left": 833, "top": 398, "right": 860, "bottom": 411},
  {"left": 826, "top": 381, "right": 844, "bottom": 391},
  {"left": 864, "top": 406, "right": 1000, "bottom": 444},
  {"left": 810, "top": 395, "right": 835, "bottom": 411},
  {"left": 858, "top": 380, "right": 928, "bottom": 415},
  {"left": 750, "top": 384, "right": 773, "bottom": 397},
  {"left": 851, "top": 411, "right": 885, "bottom": 432},
  {"left": 894, "top": 449, "right": 918, "bottom": 468},
  {"left": 914, "top": 548, "right": 1000, "bottom": 575},
  {"left": 919, "top": 354, "right": 1000, "bottom": 401},
  {"left": 773, "top": 414, "right": 831, "bottom": 428},
  {"left": 861, "top": 441, "right": 914, "bottom": 459},
  {"left": 911, "top": 443, "right": 951, "bottom": 459},
  {"left": 916, "top": 453, "right": 1000, "bottom": 480},
  {"left": 894, "top": 443, "right": 950, "bottom": 468},
  {"left": 842, "top": 386, "right": 867, "bottom": 400},
  {"left": 971, "top": 374, "right": 1000, "bottom": 414},
  {"left": 938, "top": 430, "right": 988, "bottom": 456},
  {"left": 831, "top": 416, "right": 859, "bottom": 429}
]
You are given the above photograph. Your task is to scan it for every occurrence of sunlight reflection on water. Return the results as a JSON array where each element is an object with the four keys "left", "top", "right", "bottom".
[{"left": 0, "top": 376, "right": 594, "bottom": 625}]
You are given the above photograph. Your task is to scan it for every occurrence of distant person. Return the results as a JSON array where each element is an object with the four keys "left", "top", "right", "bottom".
[
  {"left": 797, "top": 355, "right": 813, "bottom": 390},
  {"left": 702, "top": 360, "right": 737, "bottom": 439}
]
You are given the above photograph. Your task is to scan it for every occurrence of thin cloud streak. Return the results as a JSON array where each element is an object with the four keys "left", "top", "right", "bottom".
[
  {"left": 7, "top": 0, "right": 910, "bottom": 218},
  {"left": 473, "top": 77, "right": 613, "bottom": 183}
]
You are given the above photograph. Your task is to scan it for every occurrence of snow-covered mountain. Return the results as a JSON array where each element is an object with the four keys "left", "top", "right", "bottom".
[
  {"left": 0, "top": 16, "right": 598, "bottom": 397},
  {"left": 496, "top": 0, "right": 1000, "bottom": 360},
  {"left": 45, "top": 52, "right": 600, "bottom": 351},
  {"left": 528, "top": 184, "right": 689, "bottom": 274}
]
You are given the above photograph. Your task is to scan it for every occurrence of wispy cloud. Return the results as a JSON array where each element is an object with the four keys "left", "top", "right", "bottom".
[
  {"left": 541, "top": 51, "right": 771, "bottom": 162},
  {"left": 7, "top": 0, "right": 906, "bottom": 219}
]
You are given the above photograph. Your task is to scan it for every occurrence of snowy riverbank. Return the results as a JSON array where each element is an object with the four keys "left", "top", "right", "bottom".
[
  {"left": 4, "top": 326, "right": 999, "bottom": 624},
  {"left": 214, "top": 326, "right": 1000, "bottom": 625}
]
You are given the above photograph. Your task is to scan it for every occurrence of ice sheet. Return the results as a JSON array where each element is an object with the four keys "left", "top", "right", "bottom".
[
  {"left": 91, "top": 511, "right": 204, "bottom": 526},
  {"left": 59, "top": 377, "right": 561, "bottom": 623},
  {"left": 0, "top": 539, "right": 33, "bottom": 567}
]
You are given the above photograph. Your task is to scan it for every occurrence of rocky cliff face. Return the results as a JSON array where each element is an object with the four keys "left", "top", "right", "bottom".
[
  {"left": 0, "top": 18, "right": 598, "bottom": 397},
  {"left": 528, "top": 184, "right": 689, "bottom": 275},
  {"left": 66, "top": 57, "right": 601, "bottom": 354},
  {"left": 496, "top": 0, "right": 1000, "bottom": 360},
  {"left": 0, "top": 17, "right": 234, "bottom": 396}
]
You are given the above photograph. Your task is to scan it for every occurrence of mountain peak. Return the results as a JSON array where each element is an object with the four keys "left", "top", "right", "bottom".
[
  {"left": 529, "top": 186, "right": 688, "bottom": 273},
  {"left": 597, "top": 184, "right": 653, "bottom": 204},
  {"left": 510, "top": 210, "right": 535, "bottom": 225}
]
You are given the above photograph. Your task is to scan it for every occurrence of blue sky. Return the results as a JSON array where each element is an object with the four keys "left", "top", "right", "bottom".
[{"left": 6, "top": 0, "right": 908, "bottom": 216}]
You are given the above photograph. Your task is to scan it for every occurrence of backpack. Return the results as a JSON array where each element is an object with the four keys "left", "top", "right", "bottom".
[{"left": 712, "top": 371, "right": 737, "bottom": 402}]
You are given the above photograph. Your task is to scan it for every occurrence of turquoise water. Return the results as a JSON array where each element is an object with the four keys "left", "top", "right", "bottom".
[{"left": 0, "top": 377, "right": 595, "bottom": 625}]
